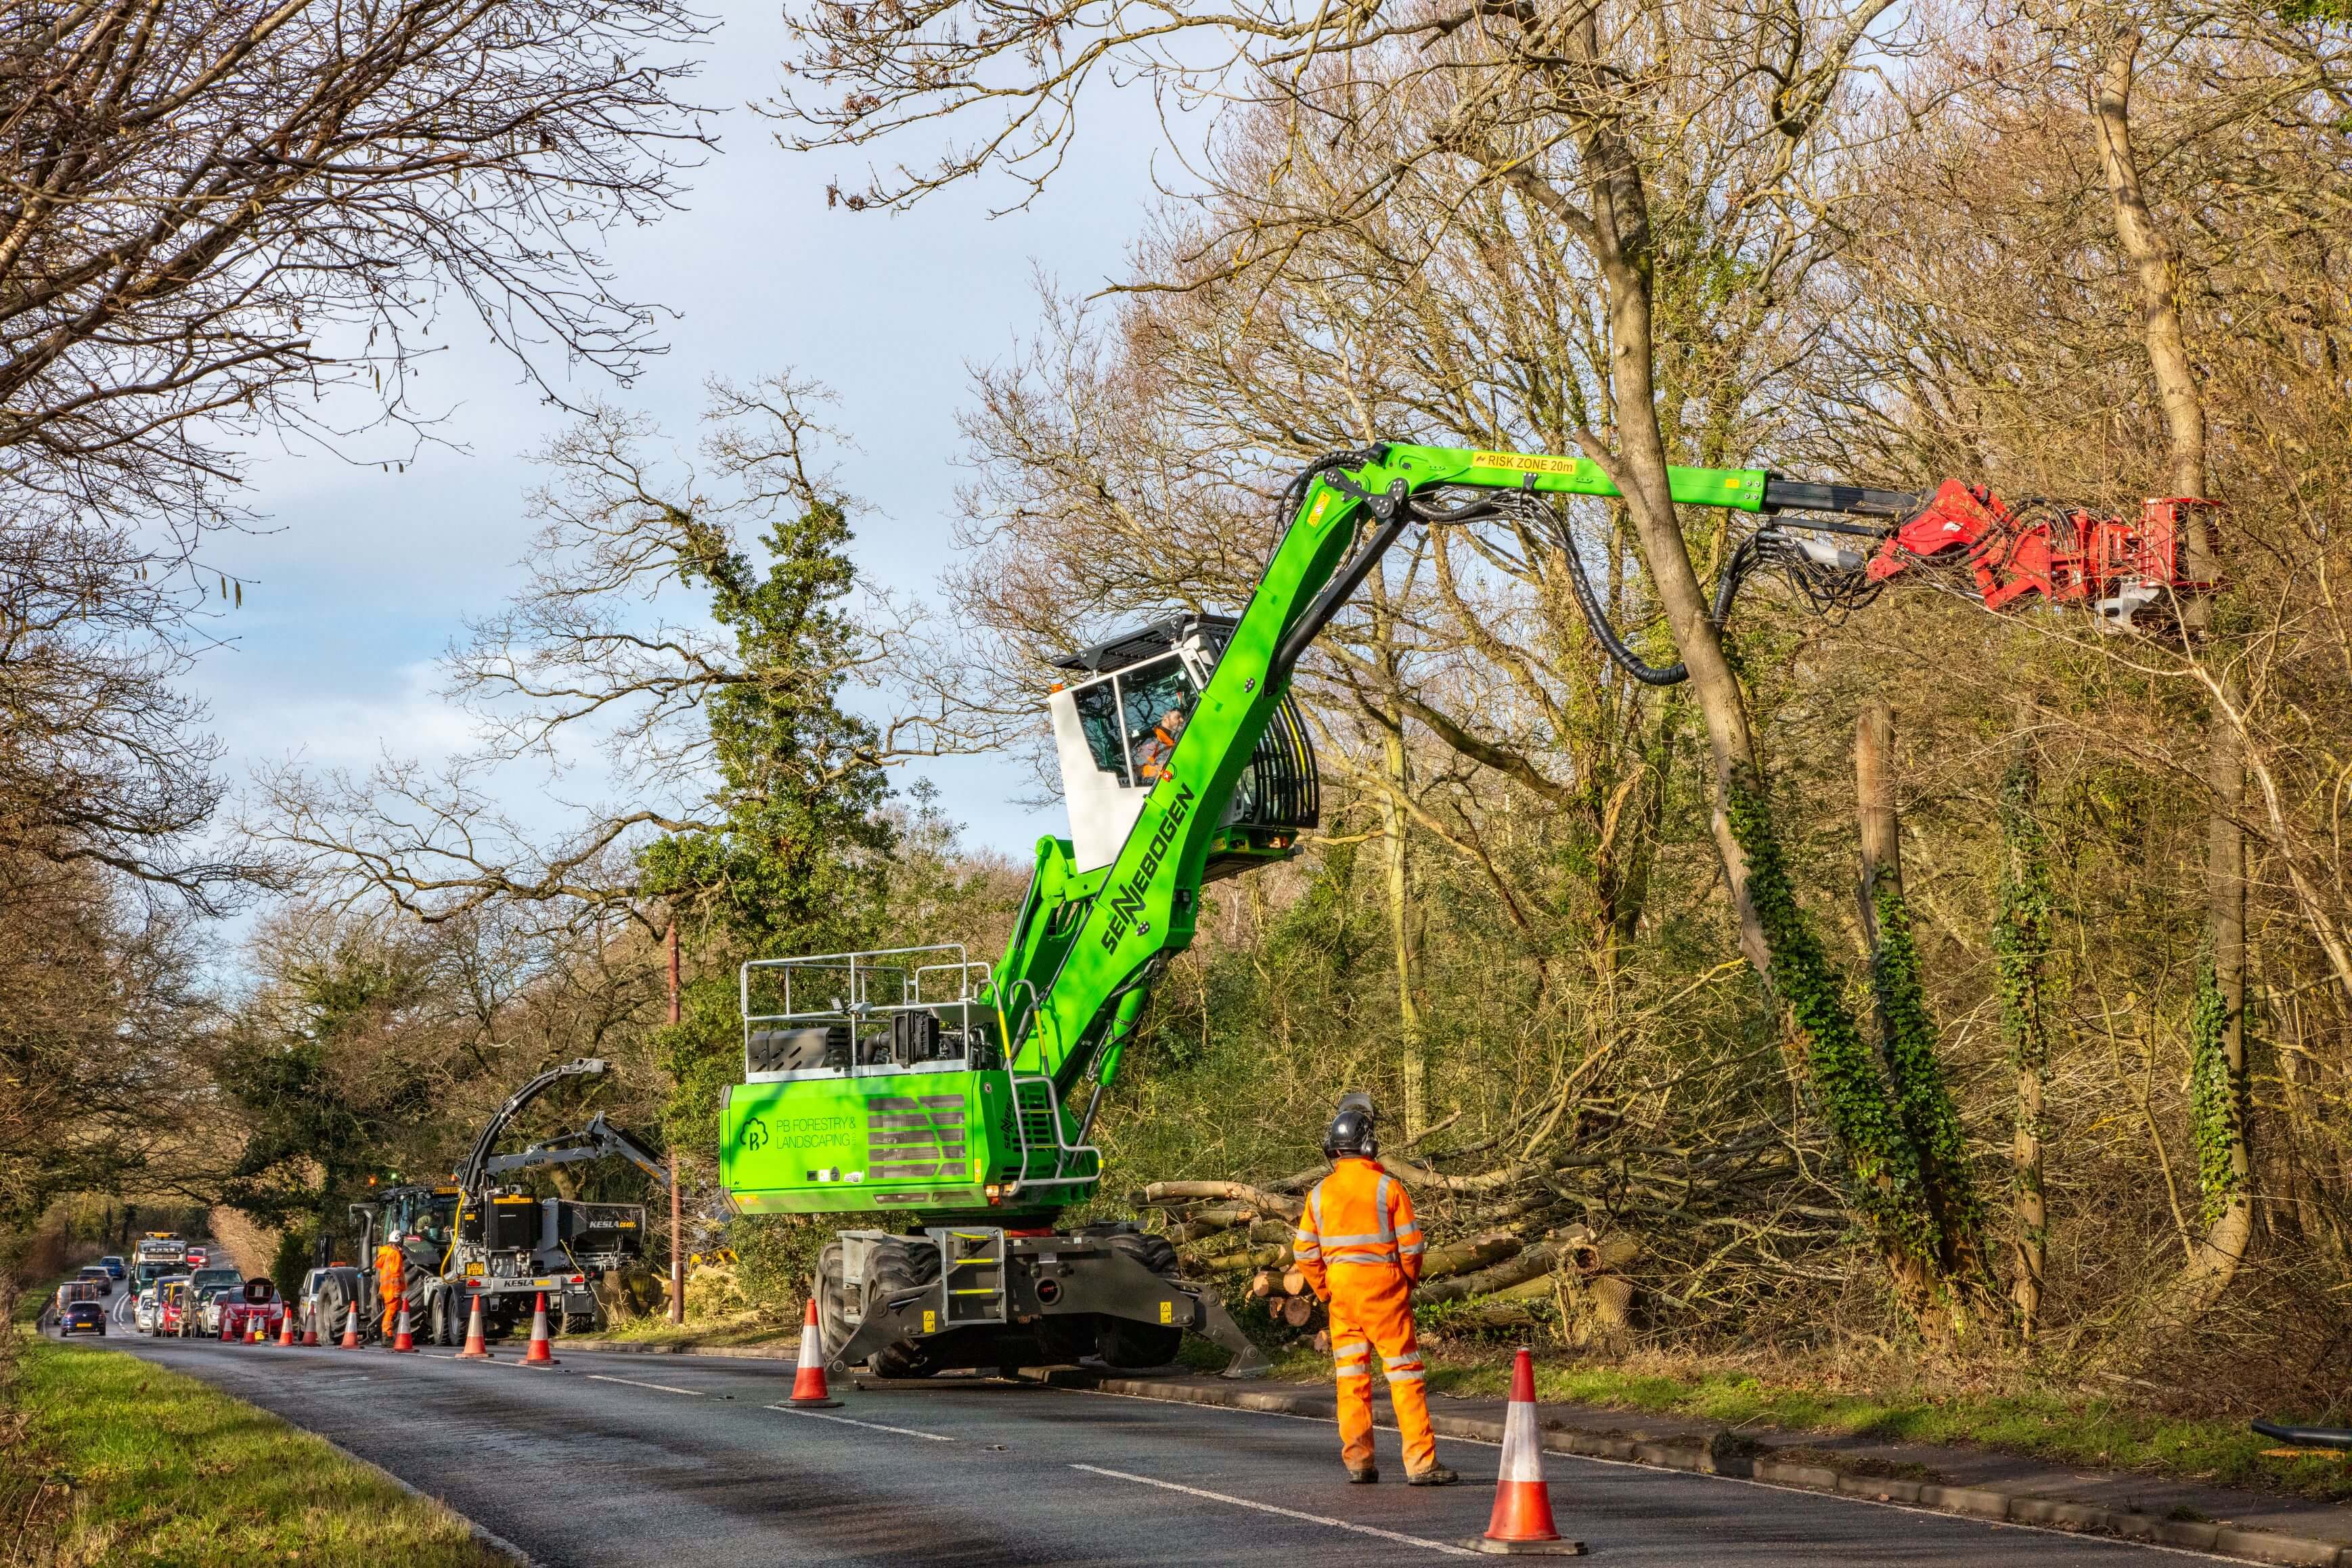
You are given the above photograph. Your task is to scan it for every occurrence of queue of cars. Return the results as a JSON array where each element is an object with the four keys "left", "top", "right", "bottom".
[{"left": 54, "top": 1238, "right": 302, "bottom": 1347}]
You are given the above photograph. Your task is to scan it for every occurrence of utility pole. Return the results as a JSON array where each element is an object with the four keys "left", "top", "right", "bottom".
[{"left": 668, "top": 922, "right": 685, "bottom": 1326}]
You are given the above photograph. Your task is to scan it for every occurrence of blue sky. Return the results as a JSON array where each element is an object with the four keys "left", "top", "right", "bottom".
[{"left": 199, "top": 0, "right": 1170, "bottom": 877}]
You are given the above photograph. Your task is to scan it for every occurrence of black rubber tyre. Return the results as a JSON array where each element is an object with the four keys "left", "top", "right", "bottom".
[
  {"left": 434, "top": 1291, "right": 460, "bottom": 1347},
  {"left": 1096, "top": 1317, "right": 1186, "bottom": 1369},
  {"left": 816, "top": 1242, "right": 853, "bottom": 1361},
  {"left": 1078, "top": 1222, "right": 1186, "bottom": 1368},
  {"left": 1107, "top": 1230, "right": 1180, "bottom": 1279},
  {"left": 869, "top": 1339, "right": 937, "bottom": 1379},
  {"left": 862, "top": 1236, "right": 942, "bottom": 1379}
]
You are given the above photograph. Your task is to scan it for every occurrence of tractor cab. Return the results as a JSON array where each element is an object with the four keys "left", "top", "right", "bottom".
[
  {"left": 1046, "top": 612, "right": 1318, "bottom": 876},
  {"left": 351, "top": 1184, "right": 460, "bottom": 1274},
  {"left": 384, "top": 1184, "right": 460, "bottom": 1247}
]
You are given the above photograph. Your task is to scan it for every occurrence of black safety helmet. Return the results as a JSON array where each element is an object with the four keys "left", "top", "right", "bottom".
[{"left": 1324, "top": 1092, "right": 1377, "bottom": 1161}]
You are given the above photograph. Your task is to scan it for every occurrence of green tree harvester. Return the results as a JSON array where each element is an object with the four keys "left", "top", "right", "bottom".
[{"left": 717, "top": 441, "right": 2216, "bottom": 1378}]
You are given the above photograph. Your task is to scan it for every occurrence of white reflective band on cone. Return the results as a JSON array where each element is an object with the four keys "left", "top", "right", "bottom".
[{"left": 1501, "top": 1400, "right": 1545, "bottom": 1482}]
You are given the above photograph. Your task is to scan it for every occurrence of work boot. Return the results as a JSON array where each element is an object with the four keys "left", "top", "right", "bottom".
[
  {"left": 1347, "top": 1466, "right": 1379, "bottom": 1484},
  {"left": 1406, "top": 1464, "right": 1461, "bottom": 1486}
]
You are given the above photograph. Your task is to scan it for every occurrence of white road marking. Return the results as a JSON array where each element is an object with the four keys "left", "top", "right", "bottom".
[
  {"left": 764, "top": 1404, "right": 954, "bottom": 1441},
  {"left": 587, "top": 1374, "right": 704, "bottom": 1396},
  {"left": 1058, "top": 1389, "right": 2219, "bottom": 1561},
  {"left": 1069, "top": 1464, "right": 1480, "bottom": 1557}
]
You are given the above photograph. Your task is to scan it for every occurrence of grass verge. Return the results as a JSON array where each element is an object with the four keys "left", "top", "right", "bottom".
[
  {"left": 1262, "top": 1344, "right": 2352, "bottom": 1504},
  {"left": 573, "top": 1311, "right": 797, "bottom": 1352},
  {"left": 2, "top": 1305, "right": 510, "bottom": 1566}
]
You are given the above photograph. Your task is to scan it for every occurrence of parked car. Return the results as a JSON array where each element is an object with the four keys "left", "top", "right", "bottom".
[
  {"left": 133, "top": 1286, "right": 159, "bottom": 1334},
  {"left": 58, "top": 1301, "right": 106, "bottom": 1337},
  {"left": 155, "top": 1276, "right": 193, "bottom": 1336},
  {"left": 185, "top": 1267, "right": 244, "bottom": 1336},
  {"left": 97, "top": 1255, "right": 126, "bottom": 1281},
  {"left": 74, "top": 1265, "right": 114, "bottom": 1297}
]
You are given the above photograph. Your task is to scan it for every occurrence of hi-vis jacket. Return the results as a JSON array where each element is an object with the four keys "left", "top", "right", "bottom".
[{"left": 1291, "top": 1157, "right": 1425, "bottom": 1303}]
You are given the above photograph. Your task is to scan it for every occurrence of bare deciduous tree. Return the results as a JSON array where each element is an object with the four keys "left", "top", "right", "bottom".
[{"left": 1, "top": 0, "right": 712, "bottom": 536}]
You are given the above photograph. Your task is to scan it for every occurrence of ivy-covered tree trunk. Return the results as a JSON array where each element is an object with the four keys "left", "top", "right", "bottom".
[
  {"left": 1728, "top": 768, "right": 1943, "bottom": 1322},
  {"left": 1857, "top": 706, "right": 1990, "bottom": 1332},
  {"left": 1993, "top": 747, "right": 2051, "bottom": 1341}
]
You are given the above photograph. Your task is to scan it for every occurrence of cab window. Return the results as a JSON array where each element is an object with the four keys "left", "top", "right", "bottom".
[
  {"left": 1071, "top": 679, "right": 1128, "bottom": 778},
  {"left": 1119, "top": 658, "right": 1197, "bottom": 783}
]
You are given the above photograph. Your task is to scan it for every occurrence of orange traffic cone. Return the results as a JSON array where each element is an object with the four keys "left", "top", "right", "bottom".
[
  {"left": 301, "top": 1305, "right": 321, "bottom": 1347},
  {"left": 787, "top": 1297, "right": 841, "bottom": 1406},
  {"left": 456, "top": 1291, "right": 492, "bottom": 1360},
  {"left": 338, "top": 1301, "right": 361, "bottom": 1349},
  {"left": 1463, "top": 1349, "right": 1585, "bottom": 1556},
  {"left": 520, "top": 1291, "right": 558, "bottom": 1368},
  {"left": 389, "top": 1295, "right": 418, "bottom": 1353},
  {"left": 278, "top": 1309, "right": 297, "bottom": 1347}
]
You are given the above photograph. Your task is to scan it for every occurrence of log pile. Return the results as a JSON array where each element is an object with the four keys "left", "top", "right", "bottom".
[
  {"left": 1129, "top": 1178, "right": 1643, "bottom": 1347},
  {"left": 1247, "top": 1265, "right": 1321, "bottom": 1327}
]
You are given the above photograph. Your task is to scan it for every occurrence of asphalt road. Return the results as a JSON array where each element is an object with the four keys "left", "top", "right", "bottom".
[{"left": 70, "top": 1305, "right": 2214, "bottom": 1568}]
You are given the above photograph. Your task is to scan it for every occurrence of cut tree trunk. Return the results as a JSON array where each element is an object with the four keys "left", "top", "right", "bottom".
[
  {"left": 1417, "top": 1233, "right": 1524, "bottom": 1283},
  {"left": 1415, "top": 1239, "right": 1566, "bottom": 1305},
  {"left": 1134, "top": 1182, "right": 1304, "bottom": 1219}
]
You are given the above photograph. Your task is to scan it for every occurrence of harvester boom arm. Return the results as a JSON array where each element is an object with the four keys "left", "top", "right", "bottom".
[
  {"left": 456, "top": 1057, "right": 608, "bottom": 1197},
  {"left": 991, "top": 443, "right": 1822, "bottom": 1100},
  {"left": 483, "top": 1111, "right": 672, "bottom": 1188}
]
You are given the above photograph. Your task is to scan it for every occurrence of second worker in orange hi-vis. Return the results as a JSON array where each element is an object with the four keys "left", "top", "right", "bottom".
[{"left": 1292, "top": 1093, "right": 1460, "bottom": 1487}]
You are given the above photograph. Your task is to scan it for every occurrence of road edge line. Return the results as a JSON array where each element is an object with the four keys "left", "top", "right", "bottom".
[{"left": 1084, "top": 1379, "right": 2338, "bottom": 1567}]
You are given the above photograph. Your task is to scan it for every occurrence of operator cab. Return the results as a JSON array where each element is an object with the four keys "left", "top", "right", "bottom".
[{"left": 1047, "top": 611, "right": 1318, "bottom": 875}]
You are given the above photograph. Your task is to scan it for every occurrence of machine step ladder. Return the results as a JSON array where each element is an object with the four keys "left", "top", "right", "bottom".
[{"left": 929, "top": 1226, "right": 1008, "bottom": 1326}]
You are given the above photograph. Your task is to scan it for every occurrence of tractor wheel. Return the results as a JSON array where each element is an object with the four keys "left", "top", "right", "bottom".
[
  {"left": 860, "top": 1236, "right": 941, "bottom": 1379},
  {"left": 1079, "top": 1222, "right": 1186, "bottom": 1369},
  {"left": 816, "top": 1242, "right": 853, "bottom": 1360},
  {"left": 1095, "top": 1314, "right": 1185, "bottom": 1370}
]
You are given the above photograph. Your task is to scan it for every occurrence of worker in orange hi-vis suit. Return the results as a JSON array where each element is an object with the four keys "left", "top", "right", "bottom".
[
  {"left": 1291, "top": 1093, "right": 1459, "bottom": 1487},
  {"left": 374, "top": 1239, "right": 407, "bottom": 1338}
]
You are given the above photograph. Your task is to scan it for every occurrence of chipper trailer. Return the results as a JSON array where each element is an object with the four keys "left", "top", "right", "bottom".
[
  {"left": 717, "top": 442, "right": 2218, "bottom": 1380},
  {"left": 351, "top": 1058, "right": 669, "bottom": 1344}
]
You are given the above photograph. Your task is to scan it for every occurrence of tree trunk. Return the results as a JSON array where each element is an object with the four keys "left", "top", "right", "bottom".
[
  {"left": 1859, "top": 702, "right": 1991, "bottom": 1332},
  {"left": 1995, "top": 741, "right": 2050, "bottom": 1341},
  {"left": 2093, "top": 28, "right": 2250, "bottom": 1320},
  {"left": 1554, "top": 10, "right": 1769, "bottom": 974},
  {"left": 2092, "top": 33, "right": 2208, "bottom": 517},
  {"left": 1383, "top": 724, "right": 1428, "bottom": 1142},
  {"left": 1856, "top": 703, "right": 1900, "bottom": 954}
]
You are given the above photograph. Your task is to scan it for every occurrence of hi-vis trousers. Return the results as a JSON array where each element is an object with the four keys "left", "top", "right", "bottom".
[{"left": 1327, "top": 1279, "right": 1436, "bottom": 1474}]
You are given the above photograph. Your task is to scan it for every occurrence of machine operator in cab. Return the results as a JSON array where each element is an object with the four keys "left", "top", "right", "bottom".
[{"left": 1291, "top": 1094, "right": 1459, "bottom": 1487}]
